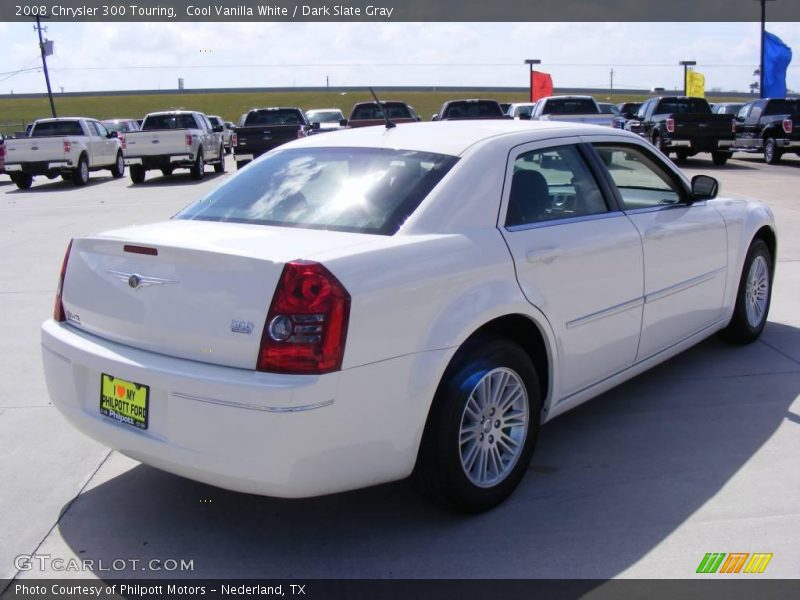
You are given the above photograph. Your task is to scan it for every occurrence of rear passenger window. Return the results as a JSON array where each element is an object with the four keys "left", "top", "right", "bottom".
[
  {"left": 593, "top": 144, "right": 683, "bottom": 209},
  {"left": 506, "top": 145, "right": 607, "bottom": 227}
]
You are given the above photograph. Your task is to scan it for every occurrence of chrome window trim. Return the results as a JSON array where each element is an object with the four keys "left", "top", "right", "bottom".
[{"left": 504, "top": 210, "right": 624, "bottom": 233}]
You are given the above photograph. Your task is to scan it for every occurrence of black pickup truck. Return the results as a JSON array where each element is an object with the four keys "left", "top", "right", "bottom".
[
  {"left": 733, "top": 98, "right": 800, "bottom": 164},
  {"left": 232, "top": 107, "right": 310, "bottom": 169},
  {"left": 433, "top": 99, "right": 508, "bottom": 121},
  {"left": 633, "top": 96, "right": 736, "bottom": 165}
]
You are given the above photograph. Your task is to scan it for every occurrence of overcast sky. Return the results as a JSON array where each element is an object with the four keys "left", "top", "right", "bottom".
[{"left": 1, "top": 21, "right": 798, "bottom": 94}]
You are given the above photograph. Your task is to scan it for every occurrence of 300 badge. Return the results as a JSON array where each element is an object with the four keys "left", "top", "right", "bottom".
[{"left": 100, "top": 374, "right": 149, "bottom": 430}]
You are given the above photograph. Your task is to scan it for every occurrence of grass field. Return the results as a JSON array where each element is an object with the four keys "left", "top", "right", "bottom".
[{"left": 0, "top": 89, "right": 748, "bottom": 135}]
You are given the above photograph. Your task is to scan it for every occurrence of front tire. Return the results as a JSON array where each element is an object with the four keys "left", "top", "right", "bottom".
[
  {"left": 73, "top": 155, "right": 90, "bottom": 186},
  {"left": 110, "top": 152, "right": 125, "bottom": 178},
  {"left": 190, "top": 151, "right": 205, "bottom": 180},
  {"left": 413, "top": 337, "right": 541, "bottom": 513},
  {"left": 764, "top": 137, "right": 781, "bottom": 165},
  {"left": 720, "top": 239, "right": 772, "bottom": 344}
]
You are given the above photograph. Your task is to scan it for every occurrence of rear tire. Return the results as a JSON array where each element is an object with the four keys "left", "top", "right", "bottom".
[
  {"left": 413, "top": 337, "right": 541, "bottom": 513},
  {"left": 711, "top": 152, "right": 730, "bottom": 166},
  {"left": 73, "top": 155, "right": 89, "bottom": 186},
  {"left": 675, "top": 150, "right": 689, "bottom": 163},
  {"left": 160, "top": 167, "right": 174, "bottom": 177},
  {"left": 214, "top": 146, "right": 225, "bottom": 173},
  {"left": 720, "top": 239, "right": 772, "bottom": 344},
  {"left": 110, "top": 151, "right": 125, "bottom": 178},
  {"left": 764, "top": 137, "right": 781, "bottom": 165},
  {"left": 12, "top": 173, "right": 33, "bottom": 190},
  {"left": 190, "top": 151, "right": 205, "bottom": 180},
  {"left": 652, "top": 132, "right": 668, "bottom": 156},
  {"left": 130, "top": 165, "right": 146, "bottom": 184}
]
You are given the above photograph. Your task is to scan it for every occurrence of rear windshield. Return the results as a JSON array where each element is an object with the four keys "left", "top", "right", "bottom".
[
  {"left": 541, "top": 98, "right": 599, "bottom": 115},
  {"left": 30, "top": 121, "right": 83, "bottom": 137},
  {"left": 244, "top": 110, "right": 305, "bottom": 126},
  {"left": 351, "top": 103, "right": 412, "bottom": 120},
  {"left": 143, "top": 114, "right": 198, "bottom": 130},
  {"left": 714, "top": 104, "right": 743, "bottom": 115},
  {"left": 656, "top": 98, "right": 711, "bottom": 114},
  {"left": 443, "top": 101, "right": 503, "bottom": 118},
  {"left": 764, "top": 100, "right": 800, "bottom": 116},
  {"left": 175, "top": 147, "right": 458, "bottom": 235},
  {"left": 306, "top": 110, "right": 343, "bottom": 123}
]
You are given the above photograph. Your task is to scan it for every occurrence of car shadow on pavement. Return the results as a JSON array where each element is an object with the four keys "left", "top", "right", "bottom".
[
  {"left": 733, "top": 155, "right": 800, "bottom": 169},
  {"left": 674, "top": 157, "right": 758, "bottom": 171},
  {"left": 54, "top": 321, "right": 800, "bottom": 579},
  {"left": 125, "top": 171, "right": 228, "bottom": 188},
  {"left": 4, "top": 175, "right": 119, "bottom": 193}
]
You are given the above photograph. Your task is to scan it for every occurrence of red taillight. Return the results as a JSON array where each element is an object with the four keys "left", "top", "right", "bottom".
[
  {"left": 119, "top": 133, "right": 127, "bottom": 151},
  {"left": 257, "top": 260, "right": 350, "bottom": 374},
  {"left": 231, "top": 132, "right": 238, "bottom": 147},
  {"left": 185, "top": 132, "right": 192, "bottom": 146},
  {"left": 783, "top": 118, "right": 793, "bottom": 135},
  {"left": 0, "top": 144, "right": 5, "bottom": 161},
  {"left": 54, "top": 240, "right": 74, "bottom": 322},
  {"left": 297, "top": 125, "right": 306, "bottom": 139},
  {"left": 666, "top": 117, "right": 675, "bottom": 133},
  {"left": 63, "top": 140, "right": 71, "bottom": 153}
]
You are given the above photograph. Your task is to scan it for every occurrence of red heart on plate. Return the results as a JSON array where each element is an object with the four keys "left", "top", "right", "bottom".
[{"left": 116, "top": 385, "right": 126, "bottom": 398}]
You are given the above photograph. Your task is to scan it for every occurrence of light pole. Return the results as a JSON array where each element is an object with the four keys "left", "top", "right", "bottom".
[
  {"left": 679, "top": 60, "right": 697, "bottom": 96},
  {"left": 754, "top": 0, "right": 777, "bottom": 98},
  {"left": 524, "top": 59, "right": 541, "bottom": 102}
]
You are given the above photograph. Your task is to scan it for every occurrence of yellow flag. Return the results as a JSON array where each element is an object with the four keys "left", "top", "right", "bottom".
[{"left": 686, "top": 70, "right": 705, "bottom": 98}]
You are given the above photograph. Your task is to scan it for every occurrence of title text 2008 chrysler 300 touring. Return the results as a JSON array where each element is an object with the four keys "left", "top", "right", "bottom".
[{"left": 42, "top": 121, "right": 776, "bottom": 512}]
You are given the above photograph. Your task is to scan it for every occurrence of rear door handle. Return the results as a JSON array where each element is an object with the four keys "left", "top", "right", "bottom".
[{"left": 526, "top": 248, "right": 559, "bottom": 264}]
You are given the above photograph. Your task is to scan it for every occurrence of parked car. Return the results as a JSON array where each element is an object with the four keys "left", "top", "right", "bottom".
[
  {"left": 42, "top": 120, "right": 776, "bottom": 513},
  {"left": 433, "top": 99, "right": 508, "bottom": 121},
  {"left": 529, "top": 96, "right": 616, "bottom": 127},
  {"left": 101, "top": 119, "right": 141, "bottom": 134},
  {"left": 3, "top": 117, "right": 124, "bottom": 189},
  {"left": 598, "top": 102, "right": 626, "bottom": 129},
  {"left": 632, "top": 96, "right": 736, "bottom": 165},
  {"left": 122, "top": 110, "right": 225, "bottom": 183},
  {"left": 232, "top": 107, "right": 311, "bottom": 170},
  {"left": 0, "top": 132, "right": 5, "bottom": 174},
  {"left": 305, "top": 108, "right": 347, "bottom": 134},
  {"left": 506, "top": 103, "right": 537, "bottom": 119},
  {"left": 345, "top": 101, "right": 420, "bottom": 128},
  {"left": 207, "top": 115, "right": 233, "bottom": 154},
  {"left": 711, "top": 103, "right": 745, "bottom": 116},
  {"left": 733, "top": 98, "right": 800, "bottom": 164}
]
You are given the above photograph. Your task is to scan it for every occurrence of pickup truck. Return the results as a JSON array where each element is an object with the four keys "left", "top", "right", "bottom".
[
  {"left": 529, "top": 96, "right": 616, "bottom": 127},
  {"left": 232, "top": 107, "right": 310, "bottom": 170},
  {"left": 733, "top": 98, "right": 800, "bottom": 164},
  {"left": 432, "top": 99, "right": 509, "bottom": 121},
  {"left": 3, "top": 118, "right": 124, "bottom": 189},
  {"left": 207, "top": 115, "right": 233, "bottom": 154},
  {"left": 123, "top": 111, "right": 225, "bottom": 183},
  {"left": 0, "top": 133, "right": 5, "bottom": 175},
  {"left": 632, "top": 96, "right": 736, "bottom": 165},
  {"left": 345, "top": 101, "right": 421, "bottom": 128}
]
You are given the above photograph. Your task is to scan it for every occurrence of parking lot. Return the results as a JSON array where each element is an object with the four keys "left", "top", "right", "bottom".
[{"left": 1, "top": 151, "right": 799, "bottom": 582}]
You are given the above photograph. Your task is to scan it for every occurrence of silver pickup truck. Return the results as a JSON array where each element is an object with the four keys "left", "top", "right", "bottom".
[
  {"left": 3, "top": 118, "right": 124, "bottom": 189},
  {"left": 529, "top": 96, "right": 617, "bottom": 127},
  {"left": 123, "top": 111, "right": 225, "bottom": 183}
]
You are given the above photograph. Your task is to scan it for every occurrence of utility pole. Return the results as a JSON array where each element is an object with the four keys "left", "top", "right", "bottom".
[
  {"left": 34, "top": 15, "right": 57, "bottom": 117},
  {"left": 326, "top": 75, "right": 329, "bottom": 88},
  {"left": 679, "top": 60, "right": 697, "bottom": 96},
  {"left": 610, "top": 68, "right": 614, "bottom": 93}
]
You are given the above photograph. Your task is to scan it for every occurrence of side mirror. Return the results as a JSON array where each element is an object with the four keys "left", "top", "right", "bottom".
[
  {"left": 212, "top": 126, "right": 223, "bottom": 133},
  {"left": 339, "top": 119, "right": 348, "bottom": 127},
  {"left": 431, "top": 115, "right": 439, "bottom": 121},
  {"left": 311, "top": 122, "right": 321, "bottom": 130},
  {"left": 734, "top": 116, "right": 745, "bottom": 122},
  {"left": 691, "top": 175, "right": 719, "bottom": 201},
  {"left": 108, "top": 131, "right": 118, "bottom": 138}
]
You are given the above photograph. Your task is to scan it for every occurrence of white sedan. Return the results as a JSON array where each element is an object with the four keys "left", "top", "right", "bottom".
[{"left": 41, "top": 121, "right": 776, "bottom": 512}]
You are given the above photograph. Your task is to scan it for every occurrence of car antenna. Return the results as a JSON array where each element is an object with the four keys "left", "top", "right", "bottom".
[{"left": 369, "top": 87, "right": 396, "bottom": 129}]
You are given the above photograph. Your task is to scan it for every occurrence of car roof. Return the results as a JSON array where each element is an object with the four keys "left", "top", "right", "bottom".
[{"left": 291, "top": 120, "right": 631, "bottom": 156}]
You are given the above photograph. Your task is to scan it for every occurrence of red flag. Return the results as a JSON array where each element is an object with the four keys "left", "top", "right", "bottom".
[{"left": 531, "top": 71, "right": 553, "bottom": 102}]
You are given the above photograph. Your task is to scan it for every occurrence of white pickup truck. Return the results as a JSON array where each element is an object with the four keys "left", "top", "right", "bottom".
[
  {"left": 123, "top": 111, "right": 225, "bottom": 183},
  {"left": 528, "top": 96, "right": 616, "bottom": 127},
  {"left": 3, "top": 118, "right": 124, "bottom": 189}
]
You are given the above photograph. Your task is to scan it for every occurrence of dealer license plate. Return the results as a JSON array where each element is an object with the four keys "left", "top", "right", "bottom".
[{"left": 100, "top": 373, "right": 149, "bottom": 430}]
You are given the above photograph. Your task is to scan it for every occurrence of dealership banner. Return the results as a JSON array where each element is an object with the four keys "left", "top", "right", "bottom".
[
  {"left": 2, "top": 0, "right": 800, "bottom": 22},
  {"left": 686, "top": 70, "right": 706, "bottom": 98},
  {"left": 531, "top": 71, "right": 553, "bottom": 102}
]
